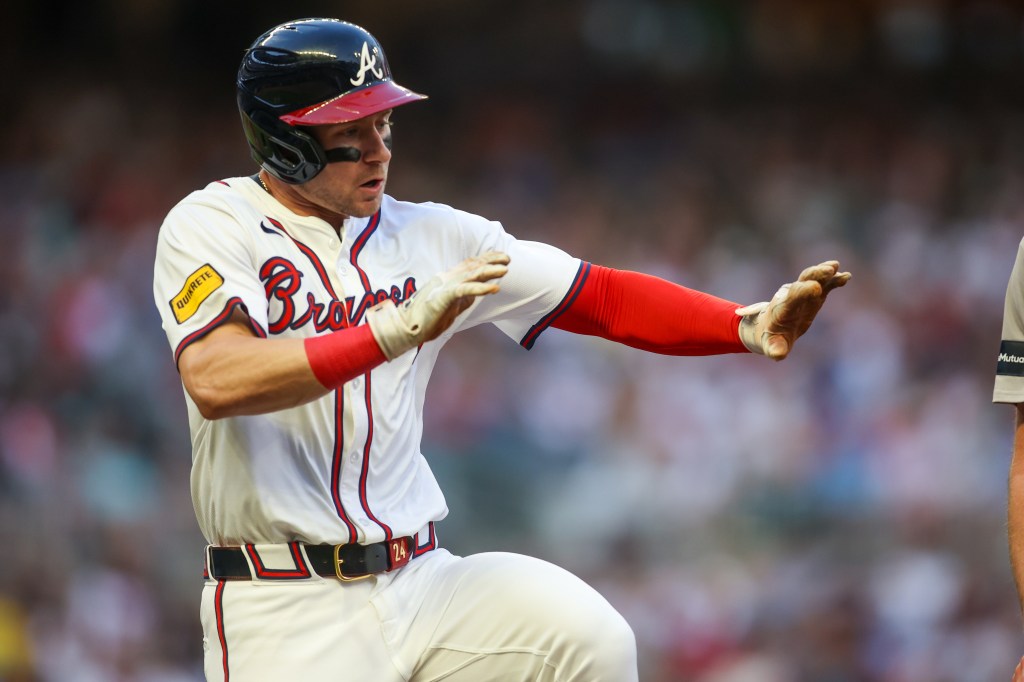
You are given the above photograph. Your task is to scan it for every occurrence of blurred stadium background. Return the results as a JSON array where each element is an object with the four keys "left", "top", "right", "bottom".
[{"left": 2, "top": 1, "right": 1024, "bottom": 680}]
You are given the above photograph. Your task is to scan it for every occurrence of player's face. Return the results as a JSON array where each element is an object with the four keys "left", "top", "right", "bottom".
[{"left": 297, "top": 110, "right": 394, "bottom": 220}]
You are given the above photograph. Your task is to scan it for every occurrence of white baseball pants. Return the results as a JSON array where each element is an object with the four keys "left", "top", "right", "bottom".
[{"left": 201, "top": 549, "right": 638, "bottom": 681}]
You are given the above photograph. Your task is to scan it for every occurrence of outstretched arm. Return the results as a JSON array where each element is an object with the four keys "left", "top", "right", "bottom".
[
  {"left": 552, "top": 260, "right": 850, "bottom": 359},
  {"left": 551, "top": 265, "right": 746, "bottom": 355}
]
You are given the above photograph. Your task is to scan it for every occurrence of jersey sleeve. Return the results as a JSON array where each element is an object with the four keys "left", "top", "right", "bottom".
[
  {"left": 153, "top": 198, "right": 269, "bottom": 365},
  {"left": 440, "top": 207, "right": 582, "bottom": 347},
  {"left": 995, "top": 238, "right": 1024, "bottom": 403}
]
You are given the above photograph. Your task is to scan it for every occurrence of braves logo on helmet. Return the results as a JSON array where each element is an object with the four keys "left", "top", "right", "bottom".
[{"left": 351, "top": 42, "right": 385, "bottom": 86}]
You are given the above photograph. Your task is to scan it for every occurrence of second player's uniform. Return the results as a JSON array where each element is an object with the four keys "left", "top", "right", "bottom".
[{"left": 996, "top": 237, "right": 1024, "bottom": 404}]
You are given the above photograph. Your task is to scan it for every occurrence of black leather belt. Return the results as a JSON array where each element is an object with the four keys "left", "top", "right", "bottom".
[{"left": 207, "top": 537, "right": 413, "bottom": 582}]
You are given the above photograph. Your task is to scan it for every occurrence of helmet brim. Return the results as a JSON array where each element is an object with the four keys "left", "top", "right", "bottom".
[{"left": 279, "top": 81, "right": 427, "bottom": 126}]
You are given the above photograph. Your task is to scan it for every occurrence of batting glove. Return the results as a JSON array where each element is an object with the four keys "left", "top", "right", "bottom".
[
  {"left": 365, "top": 251, "right": 510, "bottom": 360},
  {"left": 736, "top": 260, "right": 851, "bottom": 361}
]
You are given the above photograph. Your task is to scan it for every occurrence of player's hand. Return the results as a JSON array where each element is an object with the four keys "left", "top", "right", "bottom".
[
  {"left": 1013, "top": 655, "right": 1024, "bottom": 682},
  {"left": 735, "top": 260, "right": 851, "bottom": 361},
  {"left": 365, "top": 251, "right": 510, "bottom": 359}
]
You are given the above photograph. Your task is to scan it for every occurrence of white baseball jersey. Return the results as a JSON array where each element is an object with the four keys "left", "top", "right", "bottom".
[
  {"left": 153, "top": 177, "right": 583, "bottom": 548},
  {"left": 995, "top": 236, "right": 1024, "bottom": 404}
]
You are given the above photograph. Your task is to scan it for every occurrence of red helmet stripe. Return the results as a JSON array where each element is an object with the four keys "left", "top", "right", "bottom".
[{"left": 280, "top": 81, "right": 427, "bottom": 126}]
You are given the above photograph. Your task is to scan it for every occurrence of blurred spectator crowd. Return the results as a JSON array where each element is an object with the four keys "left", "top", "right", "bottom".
[{"left": 3, "top": 1, "right": 1024, "bottom": 680}]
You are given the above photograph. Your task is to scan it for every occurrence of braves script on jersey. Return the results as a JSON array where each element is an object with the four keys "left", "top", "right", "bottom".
[{"left": 153, "top": 177, "right": 584, "bottom": 548}]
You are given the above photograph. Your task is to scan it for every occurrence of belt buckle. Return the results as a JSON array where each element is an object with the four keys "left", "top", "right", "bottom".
[{"left": 333, "top": 544, "right": 372, "bottom": 582}]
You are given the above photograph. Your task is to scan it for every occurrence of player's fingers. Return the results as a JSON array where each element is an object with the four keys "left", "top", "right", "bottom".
[
  {"left": 786, "top": 279, "right": 823, "bottom": 299},
  {"left": 822, "top": 271, "right": 852, "bottom": 293},
  {"left": 446, "top": 251, "right": 509, "bottom": 275},
  {"left": 454, "top": 252, "right": 510, "bottom": 274},
  {"left": 1013, "top": 655, "right": 1024, "bottom": 682},
  {"left": 763, "top": 333, "right": 790, "bottom": 361},
  {"left": 478, "top": 250, "right": 511, "bottom": 266},
  {"left": 799, "top": 262, "right": 851, "bottom": 298},
  {"left": 797, "top": 260, "right": 838, "bottom": 283},
  {"left": 463, "top": 263, "right": 509, "bottom": 283},
  {"left": 452, "top": 281, "right": 501, "bottom": 298},
  {"left": 447, "top": 257, "right": 509, "bottom": 285}
]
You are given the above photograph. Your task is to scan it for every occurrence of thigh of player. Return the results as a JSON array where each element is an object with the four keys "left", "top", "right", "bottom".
[
  {"left": 380, "top": 550, "right": 638, "bottom": 682},
  {"left": 200, "top": 577, "right": 403, "bottom": 681}
]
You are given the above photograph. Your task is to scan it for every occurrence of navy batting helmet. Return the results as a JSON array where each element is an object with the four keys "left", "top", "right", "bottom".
[{"left": 237, "top": 18, "right": 427, "bottom": 184}]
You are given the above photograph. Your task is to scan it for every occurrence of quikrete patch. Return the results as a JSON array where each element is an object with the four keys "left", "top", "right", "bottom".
[{"left": 171, "top": 264, "right": 224, "bottom": 323}]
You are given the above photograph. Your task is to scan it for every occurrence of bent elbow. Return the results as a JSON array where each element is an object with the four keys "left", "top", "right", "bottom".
[
  {"left": 184, "top": 380, "right": 236, "bottom": 421},
  {"left": 195, "top": 398, "right": 229, "bottom": 421}
]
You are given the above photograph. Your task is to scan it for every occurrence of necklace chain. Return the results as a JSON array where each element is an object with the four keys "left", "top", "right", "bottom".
[{"left": 257, "top": 172, "right": 271, "bottom": 194}]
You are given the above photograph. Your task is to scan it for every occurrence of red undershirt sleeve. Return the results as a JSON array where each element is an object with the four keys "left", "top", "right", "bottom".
[{"left": 550, "top": 263, "right": 749, "bottom": 355}]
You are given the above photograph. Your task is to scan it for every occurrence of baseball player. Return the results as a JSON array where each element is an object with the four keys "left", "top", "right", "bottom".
[
  {"left": 995, "top": 239, "right": 1024, "bottom": 682},
  {"left": 152, "top": 18, "right": 850, "bottom": 681}
]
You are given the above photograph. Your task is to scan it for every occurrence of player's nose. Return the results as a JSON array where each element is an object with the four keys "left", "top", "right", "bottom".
[{"left": 363, "top": 129, "right": 392, "bottom": 164}]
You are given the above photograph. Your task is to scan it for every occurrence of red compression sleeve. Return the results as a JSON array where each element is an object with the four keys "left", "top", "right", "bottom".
[
  {"left": 551, "top": 264, "right": 748, "bottom": 355},
  {"left": 304, "top": 324, "right": 388, "bottom": 389}
]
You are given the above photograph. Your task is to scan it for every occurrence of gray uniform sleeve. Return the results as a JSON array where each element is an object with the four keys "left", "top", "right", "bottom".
[{"left": 994, "top": 237, "right": 1024, "bottom": 403}]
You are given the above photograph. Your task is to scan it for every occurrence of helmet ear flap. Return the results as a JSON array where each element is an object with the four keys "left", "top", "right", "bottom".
[{"left": 240, "top": 109, "right": 328, "bottom": 184}]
